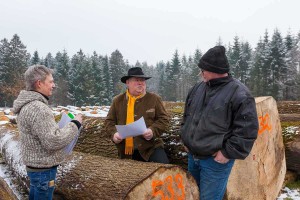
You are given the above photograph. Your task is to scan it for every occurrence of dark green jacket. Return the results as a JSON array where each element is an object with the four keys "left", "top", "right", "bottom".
[{"left": 104, "top": 92, "right": 169, "bottom": 161}]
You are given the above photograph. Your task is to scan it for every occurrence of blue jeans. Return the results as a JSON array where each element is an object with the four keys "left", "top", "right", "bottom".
[
  {"left": 27, "top": 166, "right": 58, "bottom": 200},
  {"left": 188, "top": 153, "right": 235, "bottom": 200}
]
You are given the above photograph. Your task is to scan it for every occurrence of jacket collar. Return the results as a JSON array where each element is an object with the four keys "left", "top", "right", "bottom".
[{"left": 206, "top": 74, "right": 233, "bottom": 87}]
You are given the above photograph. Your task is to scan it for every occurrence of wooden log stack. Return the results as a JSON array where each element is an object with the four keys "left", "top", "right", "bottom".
[
  {"left": 0, "top": 127, "right": 199, "bottom": 200},
  {"left": 0, "top": 97, "right": 289, "bottom": 199}
]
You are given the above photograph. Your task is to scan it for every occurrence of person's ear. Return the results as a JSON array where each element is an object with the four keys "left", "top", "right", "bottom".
[{"left": 35, "top": 80, "right": 42, "bottom": 89}]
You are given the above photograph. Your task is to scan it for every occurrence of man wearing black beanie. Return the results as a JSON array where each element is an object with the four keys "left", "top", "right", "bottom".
[{"left": 180, "top": 46, "right": 259, "bottom": 200}]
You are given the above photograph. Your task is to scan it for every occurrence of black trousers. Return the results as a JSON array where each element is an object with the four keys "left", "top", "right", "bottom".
[{"left": 132, "top": 147, "right": 169, "bottom": 164}]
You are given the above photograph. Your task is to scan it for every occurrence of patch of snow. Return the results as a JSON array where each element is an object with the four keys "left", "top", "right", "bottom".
[
  {"left": 277, "top": 187, "right": 300, "bottom": 199},
  {"left": 4, "top": 109, "right": 11, "bottom": 115},
  {"left": 0, "top": 164, "right": 23, "bottom": 200}
]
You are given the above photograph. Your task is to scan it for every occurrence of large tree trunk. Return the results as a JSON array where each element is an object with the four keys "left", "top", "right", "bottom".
[
  {"left": 0, "top": 177, "right": 18, "bottom": 200},
  {"left": 0, "top": 127, "right": 199, "bottom": 200},
  {"left": 226, "top": 96, "right": 286, "bottom": 200}
]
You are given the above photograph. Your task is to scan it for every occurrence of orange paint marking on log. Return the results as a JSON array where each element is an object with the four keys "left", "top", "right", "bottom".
[
  {"left": 152, "top": 180, "right": 165, "bottom": 200},
  {"left": 165, "top": 176, "right": 174, "bottom": 200},
  {"left": 175, "top": 174, "right": 185, "bottom": 200},
  {"left": 151, "top": 173, "right": 185, "bottom": 200},
  {"left": 258, "top": 113, "right": 272, "bottom": 135}
]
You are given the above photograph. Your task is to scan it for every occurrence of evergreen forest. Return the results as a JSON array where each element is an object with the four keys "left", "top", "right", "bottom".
[{"left": 1, "top": 29, "right": 300, "bottom": 107}]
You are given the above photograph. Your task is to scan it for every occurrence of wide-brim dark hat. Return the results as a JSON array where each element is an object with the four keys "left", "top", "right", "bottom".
[{"left": 121, "top": 67, "right": 151, "bottom": 83}]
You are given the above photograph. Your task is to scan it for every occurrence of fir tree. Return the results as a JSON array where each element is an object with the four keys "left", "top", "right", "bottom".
[
  {"left": 90, "top": 51, "right": 103, "bottom": 105},
  {"left": 109, "top": 49, "right": 126, "bottom": 96},
  {"left": 269, "top": 29, "right": 286, "bottom": 100},
  {"left": 229, "top": 36, "right": 241, "bottom": 79},
  {"left": 0, "top": 34, "right": 29, "bottom": 106},
  {"left": 52, "top": 50, "right": 71, "bottom": 106},
  {"left": 249, "top": 38, "right": 264, "bottom": 96},
  {"left": 44, "top": 53, "right": 55, "bottom": 69},
  {"left": 102, "top": 55, "right": 113, "bottom": 105},
  {"left": 31, "top": 50, "right": 40, "bottom": 65},
  {"left": 167, "top": 50, "right": 181, "bottom": 101},
  {"left": 68, "top": 49, "right": 89, "bottom": 106},
  {"left": 239, "top": 42, "right": 252, "bottom": 86},
  {"left": 157, "top": 61, "right": 167, "bottom": 100}
]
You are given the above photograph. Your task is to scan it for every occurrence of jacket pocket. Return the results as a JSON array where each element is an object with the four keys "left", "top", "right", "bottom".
[{"left": 207, "top": 105, "right": 228, "bottom": 129}]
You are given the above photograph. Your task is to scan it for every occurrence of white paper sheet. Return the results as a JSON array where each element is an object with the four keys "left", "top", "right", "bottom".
[
  {"left": 116, "top": 117, "right": 147, "bottom": 139},
  {"left": 58, "top": 112, "right": 81, "bottom": 155}
]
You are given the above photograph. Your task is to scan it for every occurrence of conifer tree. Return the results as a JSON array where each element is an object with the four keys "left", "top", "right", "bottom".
[
  {"left": 229, "top": 36, "right": 241, "bottom": 79},
  {"left": 90, "top": 51, "right": 103, "bottom": 105},
  {"left": 102, "top": 55, "right": 113, "bottom": 105},
  {"left": 166, "top": 50, "right": 181, "bottom": 101},
  {"left": 44, "top": 53, "right": 55, "bottom": 69},
  {"left": 284, "top": 31, "right": 298, "bottom": 99},
  {"left": 191, "top": 48, "right": 202, "bottom": 84},
  {"left": 157, "top": 61, "right": 167, "bottom": 100},
  {"left": 249, "top": 38, "right": 264, "bottom": 97},
  {"left": 0, "top": 34, "right": 29, "bottom": 106},
  {"left": 260, "top": 30, "right": 273, "bottom": 96},
  {"left": 51, "top": 50, "right": 71, "bottom": 105},
  {"left": 269, "top": 29, "right": 286, "bottom": 99},
  {"left": 68, "top": 49, "right": 90, "bottom": 106},
  {"left": 239, "top": 42, "right": 252, "bottom": 86},
  {"left": 31, "top": 50, "right": 40, "bottom": 65},
  {"left": 109, "top": 49, "right": 126, "bottom": 96}
]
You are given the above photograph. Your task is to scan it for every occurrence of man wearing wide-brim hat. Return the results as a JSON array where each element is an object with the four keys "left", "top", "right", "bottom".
[{"left": 104, "top": 67, "right": 169, "bottom": 164}]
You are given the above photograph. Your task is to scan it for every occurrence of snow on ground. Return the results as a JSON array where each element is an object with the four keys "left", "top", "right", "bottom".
[{"left": 278, "top": 187, "right": 300, "bottom": 199}]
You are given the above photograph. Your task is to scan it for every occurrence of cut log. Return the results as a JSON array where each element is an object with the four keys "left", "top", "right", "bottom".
[
  {"left": 0, "top": 127, "right": 199, "bottom": 200},
  {"left": 74, "top": 117, "right": 118, "bottom": 158},
  {"left": 285, "top": 132, "right": 300, "bottom": 174},
  {"left": 57, "top": 154, "right": 198, "bottom": 200},
  {"left": 226, "top": 96, "right": 286, "bottom": 200},
  {"left": 0, "top": 177, "right": 18, "bottom": 200}
]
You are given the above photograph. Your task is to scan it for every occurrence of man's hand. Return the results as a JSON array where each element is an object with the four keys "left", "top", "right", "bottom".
[
  {"left": 183, "top": 145, "right": 189, "bottom": 152},
  {"left": 113, "top": 132, "right": 123, "bottom": 144},
  {"left": 214, "top": 150, "right": 229, "bottom": 164},
  {"left": 143, "top": 128, "right": 153, "bottom": 140}
]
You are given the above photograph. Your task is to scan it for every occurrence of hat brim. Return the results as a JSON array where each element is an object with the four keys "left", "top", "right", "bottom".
[{"left": 121, "top": 75, "right": 151, "bottom": 83}]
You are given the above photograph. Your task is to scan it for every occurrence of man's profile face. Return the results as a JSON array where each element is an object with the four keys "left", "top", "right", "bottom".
[
  {"left": 36, "top": 74, "right": 55, "bottom": 97},
  {"left": 126, "top": 77, "right": 146, "bottom": 96}
]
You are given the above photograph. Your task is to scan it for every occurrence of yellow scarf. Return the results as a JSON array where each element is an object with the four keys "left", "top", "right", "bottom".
[{"left": 125, "top": 90, "right": 142, "bottom": 155}]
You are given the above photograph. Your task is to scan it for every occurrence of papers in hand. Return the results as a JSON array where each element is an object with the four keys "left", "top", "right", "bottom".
[
  {"left": 58, "top": 112, "right": 81, "bottom": 154},
  {"left": 116, "top": 117, "right": 147, "bottom": 139}
]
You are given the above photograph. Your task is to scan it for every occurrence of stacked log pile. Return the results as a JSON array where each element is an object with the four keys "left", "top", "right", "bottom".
[
  {"left": 0, "top": 127, "right": 199, "bottom": 200},
  {"left": 0, "top": 97, "right": 292, "bottom": 199},
  {"left": 277, "top": 101, "right": 300, "bottom": 175}
]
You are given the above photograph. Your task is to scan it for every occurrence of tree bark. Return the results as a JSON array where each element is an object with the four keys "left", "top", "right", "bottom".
[{"left": 285, "top": 133, "right": 300, "bottom": 174}]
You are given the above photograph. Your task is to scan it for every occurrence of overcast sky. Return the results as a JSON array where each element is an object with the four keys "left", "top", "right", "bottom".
[{"left": 1, "top": 0, "right": 299, "bottom": 66}]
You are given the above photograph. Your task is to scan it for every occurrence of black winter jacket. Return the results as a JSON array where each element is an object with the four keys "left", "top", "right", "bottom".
[{"left": 180, "top": 75, "right": 259, "bottom": 159}]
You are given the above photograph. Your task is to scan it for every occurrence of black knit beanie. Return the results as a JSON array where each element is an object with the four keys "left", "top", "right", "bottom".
[{"left": 198, "top": 46, "right": 230, "bottom": 74}]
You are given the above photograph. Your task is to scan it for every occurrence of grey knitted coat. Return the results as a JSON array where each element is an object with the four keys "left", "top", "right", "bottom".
[{"left": 13, "top": 90, "right": 78, "bottom": 168}]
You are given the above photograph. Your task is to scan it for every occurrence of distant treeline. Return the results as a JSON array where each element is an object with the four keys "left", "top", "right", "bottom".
[{"left": 1, "top": 29, "right": 300, "bottom": 107}]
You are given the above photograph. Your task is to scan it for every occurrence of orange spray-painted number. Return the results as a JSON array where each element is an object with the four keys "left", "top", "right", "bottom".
[
  {"left": 175, "top": 174, "right": 185, "bottom": 200},
  {"left": 151, "top": 174, "right": 185, "bottom": 200},
  {"left": 258, "top": 113, "right": 272, "bottom": 134},
  {"left": 152, "top": 180, "right": 165, "bottom": 200}
]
